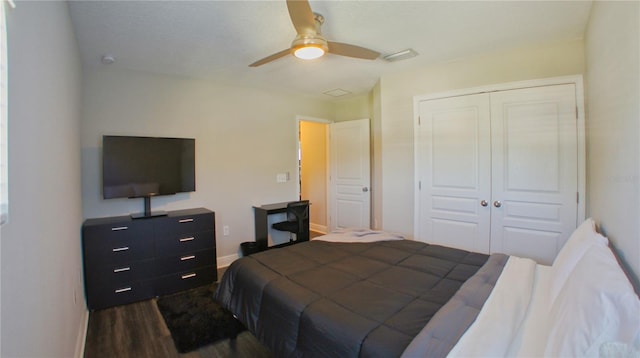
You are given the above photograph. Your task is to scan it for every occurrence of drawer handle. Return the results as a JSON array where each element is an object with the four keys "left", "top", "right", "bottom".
[
  {"left": 178, "top": 218, "right": 194, "bottom": 223},
  {"left": 180, "top": 255, "right": 196, "bottom": 261},
  {"left": 113, "top": 267, "right": 131, "bottom": 273},
  {"left": 181, "top": 273, "right": 196, "bottom": 279},
  {"left": 115, "top": 287, "right": 132, "bottom": 294},
  {"left": 179, "top": 237, "right": 195, "bottom": 242},
  {"left": 112, "top": 246, "right": 129, "bottom": 252},
  {"left": 111, "top": 226, "right": 128, "bottom": 231}
]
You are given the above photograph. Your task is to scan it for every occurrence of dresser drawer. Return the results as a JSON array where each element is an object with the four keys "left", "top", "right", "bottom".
[
  {"left": 84, "top": 258, "right": 155, "bottom": 285},
  {"left": 83, "top": 237, "right": 155, "bottom": 265},
  {"left": 86, "top": 280, "right": 154, "bottom": 310},
  {"left": 83, "top": 219, "right": 153, "bottom": 247},
  {"left": 155, "top": 230, "right": 213, "bottom": 256},
  {"left": 155, "top": 249, "right": 215, "bottom": 276},
  {"left": 154, "top": 265, "right": 217, "bottom": 296},
  {"left": 156, "top": 212, "right": 214, "bottom": 236}
]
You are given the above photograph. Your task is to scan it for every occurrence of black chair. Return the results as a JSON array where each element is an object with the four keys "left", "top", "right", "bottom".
[{"left": 272, "top": 200, "right": 310, "bottom": 243}]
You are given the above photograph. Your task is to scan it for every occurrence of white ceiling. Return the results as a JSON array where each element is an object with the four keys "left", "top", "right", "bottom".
[{"left": 68, "top": 0, "right": 593, "bottom": 100}]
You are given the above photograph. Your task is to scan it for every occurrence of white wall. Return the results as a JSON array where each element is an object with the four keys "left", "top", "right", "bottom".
[
  {"left": 0, "top": 2, "right": 85, "bottom": 357},
  {"left": 81, "top": 69, "right": 334, "bottom": 261},
  {"left": 378, "top": 39, "right": 586, "bottom": 236},
  {"left": 585, "top": 1, "right": 640, "bottom": 287}
]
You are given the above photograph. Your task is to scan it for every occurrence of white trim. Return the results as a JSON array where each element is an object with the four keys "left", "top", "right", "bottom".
[
  {"left": 414, "top": 75, "right": 586, "bottom": 102},
  {"left": 413, "top": 74, "right": 587, "bottom": 240},
  {"left": 217, "top": 253, "right": 239, "bottom": 269},
  {"left": 573, "top": 76, "right": 587, "bottom": 226},
  {"left": 310, "top": 222, "right": 328, "bottom": 234},
  {"left": 413, "top": 98, "right": 421, "bottom": 238},
  {"left": 74, "top": 310, "right": 89, "bottom": 358},
  {"left": 295, "top": 115, "right": 332, "bottom": 124},
  {"left": 296, "top": 114, "right": 332, "bottom": 234}
]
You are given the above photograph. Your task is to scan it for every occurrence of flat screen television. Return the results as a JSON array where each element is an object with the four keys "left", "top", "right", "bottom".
[{"left": 102, "top": 135, "right": 195, "bottom": 218}]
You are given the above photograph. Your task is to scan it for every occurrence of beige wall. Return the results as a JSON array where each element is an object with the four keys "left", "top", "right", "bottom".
[
  {"left": 585, "top": 1, "right": 640, "bottom": 287},
  {"left": 377, "top": 39, "right": 586, "bottom": 236},
  {"left": 300, "top": 121, "right": 328, "bottom": 232},
  {"left": 334, "top": 94, "right": 371, "bottom": 122},
  {"left": 1, "top": 2, "right": 86, "bottom": 357},
  {"left": 80, "top": 69, "right": 334, "bottom": 259}
]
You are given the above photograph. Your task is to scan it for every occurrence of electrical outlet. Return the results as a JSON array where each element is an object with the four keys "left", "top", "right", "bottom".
[
  {"left": 223, "top": 225, "right": 230, "bottom": 236},
  {"left": 276, "top": 173, "right": 288, "bottom": 183}
]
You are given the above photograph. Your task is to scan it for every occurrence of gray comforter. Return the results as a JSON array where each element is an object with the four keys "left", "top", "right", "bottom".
[{"left": 215, "top": 240, "right": 505, "bottom": 357}]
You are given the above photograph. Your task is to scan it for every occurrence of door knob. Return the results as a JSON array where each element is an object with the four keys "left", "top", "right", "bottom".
[
  {"left": 493, "top": 200, "right": 502, "bottom": 208},
  {"left": 362, "top": 187, "right": 369, "bottom": 192},
  {"left": 480, "top": 200, "right": 488, "bottom": 207}
]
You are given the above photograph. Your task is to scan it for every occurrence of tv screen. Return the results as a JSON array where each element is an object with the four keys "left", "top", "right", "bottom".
[{"left": 102, "top": 135, "right": 195, "bottom": 199}]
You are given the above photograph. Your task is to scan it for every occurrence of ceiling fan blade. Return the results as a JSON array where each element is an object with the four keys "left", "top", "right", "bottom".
[
  {"left": 249, "top": 48, "right": 291, "bottom": 67},
  {"left": 287, "top": 0, "right": 316, "bottom": 35},
  {"left": 328, "top": 42, "right": 380, "bottom": 60}
]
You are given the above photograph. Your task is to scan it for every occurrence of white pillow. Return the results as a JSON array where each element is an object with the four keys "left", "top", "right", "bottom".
[
  {"left": 544, "top": 244, "right": 640, "bottom": 357},
  {"left": 549, "top": 218, "right": 608, "bottom": 304}
]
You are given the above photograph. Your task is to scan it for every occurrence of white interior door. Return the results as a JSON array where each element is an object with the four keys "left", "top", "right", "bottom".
[
  {"left": 489, "top": 84, "right": 578, "bottom": 264},
  {"left": 416, "top": 94, "right": 492, "bottom": 253},
  {"left": 329, "top": 119, "right": 371, "bottom": 231}
]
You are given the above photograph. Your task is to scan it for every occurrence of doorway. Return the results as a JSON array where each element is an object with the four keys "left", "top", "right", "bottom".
[
  {"left": 298, "top": 117, "right": 373, "bottom": 234},
  {"left": 299, "top": 119, "right": 329, "bottom": 234}
]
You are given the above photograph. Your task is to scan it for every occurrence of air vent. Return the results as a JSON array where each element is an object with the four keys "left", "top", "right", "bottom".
[
  {"left": 323, "top": 88, "right": 352, "bottom": 97},
  {"left": 383, "top": 49, "right": 418, "bottom": 62}
]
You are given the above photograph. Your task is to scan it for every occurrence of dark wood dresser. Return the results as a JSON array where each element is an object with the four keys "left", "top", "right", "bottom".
[{"left": 82, "top": 208, "right": 216, "bottom": 310}]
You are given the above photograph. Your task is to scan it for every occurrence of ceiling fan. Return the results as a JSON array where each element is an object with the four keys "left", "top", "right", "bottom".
[{"left": 249, "top": 0, "right": 380, "bottom": 67}]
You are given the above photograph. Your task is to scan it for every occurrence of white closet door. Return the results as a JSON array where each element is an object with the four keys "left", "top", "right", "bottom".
[
  {"left": 489, "top": 84, "right": 578, "bottom": 264},
  {"left": 417, "top": 94, "right": 492, "bottom": 253}
]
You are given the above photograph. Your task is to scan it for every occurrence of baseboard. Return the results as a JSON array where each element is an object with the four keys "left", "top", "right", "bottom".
[
  {"left": 217, "top": 253, "right": 239, "bottom": 269},
  {"left": 310, "top": 223, "right": 328, "bottom": 234},
  {"left": 74, "top": 309, "right": 89, "bottom": 358}
]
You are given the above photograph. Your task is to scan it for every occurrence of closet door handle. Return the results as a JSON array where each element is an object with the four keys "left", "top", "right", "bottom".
[
  {"left": 493, "top": 200, "right": 502, "bottom": 208},
  {"left": 480, "top": 200, "right": 488, "bottom": 207}
]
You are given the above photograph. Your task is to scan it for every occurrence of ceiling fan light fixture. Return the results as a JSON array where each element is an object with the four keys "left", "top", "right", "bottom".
[
  {"left": 291, "top": 34, "right": 328, "bottom": 60},
  {"left": 294, "top": 45, "right": 325, "bottom": 60}
]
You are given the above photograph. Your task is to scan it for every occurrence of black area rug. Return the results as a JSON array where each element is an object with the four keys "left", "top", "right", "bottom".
[{"left": 156, "top": 284, "right": 246, "bottom": 353}]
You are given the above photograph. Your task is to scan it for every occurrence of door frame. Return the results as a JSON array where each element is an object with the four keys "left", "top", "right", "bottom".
[
  {"left": 413, "top": 75, "right": 586, "bottom": 239},
  {"left": 296, "top": 115, "right": 332, "bottom": 234}
]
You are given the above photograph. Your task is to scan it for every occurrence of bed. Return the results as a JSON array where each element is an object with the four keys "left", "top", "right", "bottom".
[{"left": 215, "top": 223, "right": 640, "bottom": 357}]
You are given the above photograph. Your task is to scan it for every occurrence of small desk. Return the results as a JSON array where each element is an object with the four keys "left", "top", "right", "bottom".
[{"left": 253, "top": 201, "right": 309, "bottom": 250}]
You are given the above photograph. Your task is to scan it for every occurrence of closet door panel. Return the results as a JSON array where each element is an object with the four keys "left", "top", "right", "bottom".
[
  {"left": 489, "top": 84, "right": 578, "bottom": 264},
  {"left": 417, "top": 94, "right": 491, "bottom": 253}
]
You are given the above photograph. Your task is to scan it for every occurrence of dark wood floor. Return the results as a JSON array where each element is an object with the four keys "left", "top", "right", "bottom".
[
  {"left": 84, "top": 232, "right": 327, "bottom": 358},
  {"left": 83, "top": 267, "right": 274, "bottom": 358}
]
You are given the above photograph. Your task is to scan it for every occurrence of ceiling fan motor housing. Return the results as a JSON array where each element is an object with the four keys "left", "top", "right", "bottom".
[
  {"left": 291, "top": 34, "right": 329, "bottom": 55},
  {"left": 290, "top": 12, "right": 328, "bottom": 57}
]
